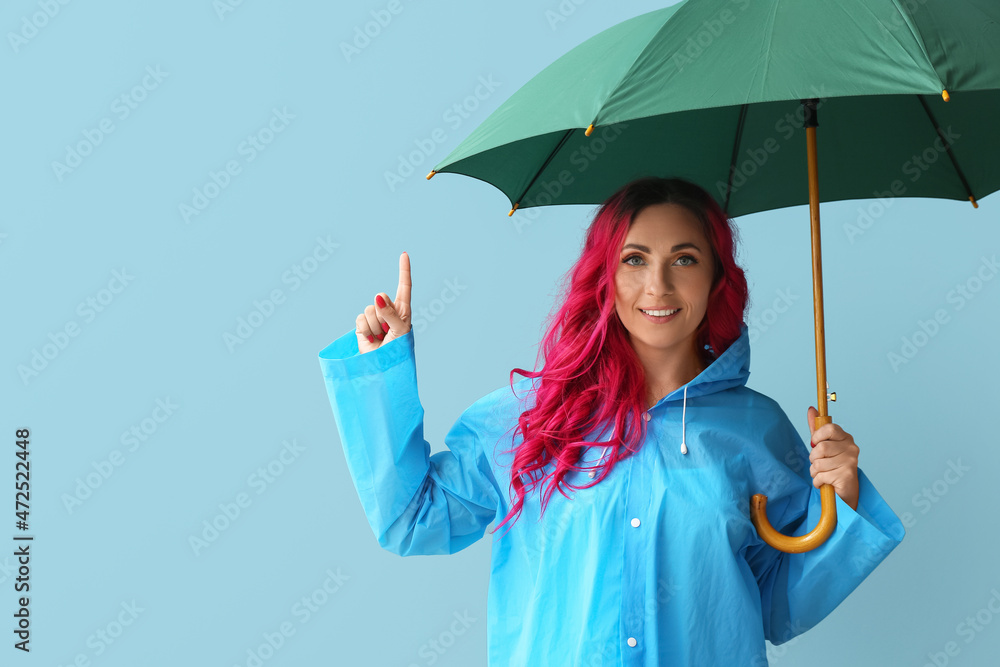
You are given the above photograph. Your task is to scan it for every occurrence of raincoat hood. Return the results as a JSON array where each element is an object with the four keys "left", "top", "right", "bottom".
[
  {"left": 656, "top": 321, "right": 752, "bottom": 405},
  {"left": 652, "top": 321, "right": 751, "bottom": 456},
  {"left": 515, "top": 321, "right": 752, "bottom": 459}
]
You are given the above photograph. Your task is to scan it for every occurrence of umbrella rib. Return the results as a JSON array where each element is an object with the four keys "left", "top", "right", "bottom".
[
  {"left": 724, "top": 104, "right": 750, "bottom": 214},
  {"left": 916, "top": 94, "right": 978, "bottom": 206},
  {"left": 513, "top": 129, "right": 577, "bottom": 212}
]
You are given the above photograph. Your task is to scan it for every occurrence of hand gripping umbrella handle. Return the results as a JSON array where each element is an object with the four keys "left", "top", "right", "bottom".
[{"left": 749, "top": 414, "right": 837, "bottom": 553}]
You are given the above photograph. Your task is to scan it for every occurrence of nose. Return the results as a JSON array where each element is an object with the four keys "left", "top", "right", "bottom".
[{"left": 646, "top": 263, "right": 675, "bottom": 297}]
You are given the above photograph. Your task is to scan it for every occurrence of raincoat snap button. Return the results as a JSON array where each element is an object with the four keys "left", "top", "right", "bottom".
[
  {"left": 643, "top": 412, "right": 651, "bottom": 422},
  {"left": 588, "top": 471, "right": 595, "bottom": 478},
  {"left": 631, "top": 517, "right": 640, "bottom": 527},
  {"left": 627, "top": 637, "right": 637, "bottom": 647}
]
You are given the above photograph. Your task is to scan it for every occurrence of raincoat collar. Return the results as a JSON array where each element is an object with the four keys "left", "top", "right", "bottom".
[
  {"left": 652, "top": 321, "right": 751, "bottom": 410},
  {"left": 650, "top": 322, "right": 751, "bottom": 456}
]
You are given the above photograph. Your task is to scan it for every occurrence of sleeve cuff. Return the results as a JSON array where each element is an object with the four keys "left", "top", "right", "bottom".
[
  {"left": 319, "top": 326, "right": 415, "bottom": 380},
  {"left": 814, "top": 467, "right": 906, "bottom": 549},
  {"left": 775, "top": 466, "right": 906, "bottom": 643}
]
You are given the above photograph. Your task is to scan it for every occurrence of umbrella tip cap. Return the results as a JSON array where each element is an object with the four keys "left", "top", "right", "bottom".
[
  {"left": 585, "top": 124, "right": 594, "bottom": 136},
  {"left": 509, "top": 202, "right": 520, "bottom": 216},
  {"left": 942, "top": 89, "right": 950, "bottom": 101},
  {"left": 970, "top": 195, "right": 978, "bottom": 208},
  {"left": 426, "top": 170, "right": 437, "bottom": 180}
]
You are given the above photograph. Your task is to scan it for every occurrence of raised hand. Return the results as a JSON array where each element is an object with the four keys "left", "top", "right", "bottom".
[{"left": 356, "top": 252, "right": 412, "bottom": 354}]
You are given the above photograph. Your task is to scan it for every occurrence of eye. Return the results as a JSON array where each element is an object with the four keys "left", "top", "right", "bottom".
[
  {"left": 675, "top": 255, "right": 698, "bottom": 266},
  {"left": 623, "top": 255, "right": 643, "bottom": 266}
]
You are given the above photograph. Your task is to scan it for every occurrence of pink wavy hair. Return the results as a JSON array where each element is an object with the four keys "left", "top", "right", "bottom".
[{"left": 490, "top": 176, "right": 749, "bottom": 539}]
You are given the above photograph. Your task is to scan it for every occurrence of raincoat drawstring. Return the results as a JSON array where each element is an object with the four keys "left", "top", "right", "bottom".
[{"left": 681, "top": 384, "right": 688, "bottom": 455}]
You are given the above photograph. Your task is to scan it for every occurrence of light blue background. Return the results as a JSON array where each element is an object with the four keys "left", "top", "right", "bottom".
[{"left": 2, "top": 1, "right": 998, "bottom": 665}]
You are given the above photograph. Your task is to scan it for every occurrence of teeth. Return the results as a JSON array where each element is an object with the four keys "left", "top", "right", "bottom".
[{"left": 641, "top": 308, "right": 679, "bottom": 317}]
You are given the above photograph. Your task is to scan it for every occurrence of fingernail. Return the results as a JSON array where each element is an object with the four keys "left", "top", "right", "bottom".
[
  {"left": 367, "top": 334, "right": 374, "bottom": 343},
  {"left": 377, "top": 332, "right": 384, "bottom": 340},
  {"left": 376, "top": 294, "right": 386, "bottom": 308},
  {"left": 381, "top": 321, "right": 389, "bottom": 333}
]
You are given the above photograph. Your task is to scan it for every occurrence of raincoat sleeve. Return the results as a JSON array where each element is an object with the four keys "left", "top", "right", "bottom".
[
  {"left": 743, "top": 403, "right": 906, "bottom": 644},
  {"left": 317, "top": 326, "right": 501, "bottom": 556}
]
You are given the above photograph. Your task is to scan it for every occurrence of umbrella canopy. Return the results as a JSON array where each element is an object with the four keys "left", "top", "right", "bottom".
[
  {"left": 426, "top": 0, "right": 999, "bottom": 552},
  {"left": 428, "top": 0, "right": 1000, "bottom": 217}
]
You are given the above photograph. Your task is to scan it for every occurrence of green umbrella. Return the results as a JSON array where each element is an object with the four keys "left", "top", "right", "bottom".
[{"left": 426, "top": 0, "right": 999, "bottom": 552}]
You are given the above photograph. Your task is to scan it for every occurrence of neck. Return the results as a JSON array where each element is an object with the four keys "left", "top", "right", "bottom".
[{"left": 638, "top": 341, "right": 707, "bottom": 409}]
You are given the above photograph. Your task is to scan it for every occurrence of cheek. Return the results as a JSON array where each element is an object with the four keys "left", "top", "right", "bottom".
[
  {"left": 613, "top": 273, "right": 626, "bottom": 303},
  {"left": 615, "top": 271, "right": 641, "bottom": 298},
  {"left": 682, "top": 268, "right": 713, "bottom": 298}
]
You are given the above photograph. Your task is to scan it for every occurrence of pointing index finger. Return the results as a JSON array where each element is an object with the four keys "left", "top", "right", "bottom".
[{"left": 396, "top": 251, "right": 411, "bottom": 313}]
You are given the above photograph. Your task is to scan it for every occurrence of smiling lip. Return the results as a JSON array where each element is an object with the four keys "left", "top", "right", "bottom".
[{"left": 639, "top": 308, "right": 681, "bottom": 323}]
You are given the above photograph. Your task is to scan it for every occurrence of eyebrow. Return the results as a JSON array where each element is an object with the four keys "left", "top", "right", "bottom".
[{"left": 622, "top": 242, "right": 702, "bottom": 253}]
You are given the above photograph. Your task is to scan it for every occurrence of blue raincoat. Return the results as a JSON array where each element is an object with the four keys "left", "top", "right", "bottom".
[{"left": 318, "top": 322, "right": 905, "bottom": 666}]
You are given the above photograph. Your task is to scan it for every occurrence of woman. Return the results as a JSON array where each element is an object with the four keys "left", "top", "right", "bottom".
[{"left": 319, "top": 177, "right": 905, "bottom": 666}]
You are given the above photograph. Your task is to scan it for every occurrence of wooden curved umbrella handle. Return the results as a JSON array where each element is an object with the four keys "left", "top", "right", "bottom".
[
  {"left": 750, "top": 484, "right": 837, "bottom": 553},
  {"left": 749, "top": 413, "right": 837, "bottom": 553}
]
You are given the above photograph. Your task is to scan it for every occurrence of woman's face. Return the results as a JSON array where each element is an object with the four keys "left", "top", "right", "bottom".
[{"left": 614, "top": 202, "right": 716, "bottom": 362}]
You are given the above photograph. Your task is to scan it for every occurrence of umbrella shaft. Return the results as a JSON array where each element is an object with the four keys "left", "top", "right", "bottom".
[{"left": 806, "top": 124, "right": 830, "bottom": 422}]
